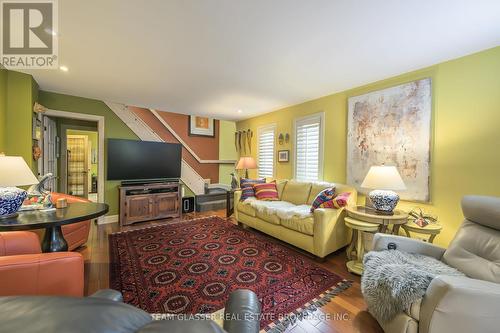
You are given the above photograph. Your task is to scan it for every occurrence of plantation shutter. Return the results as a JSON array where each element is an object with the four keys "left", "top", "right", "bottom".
[
  {"left": 258, "top": 125, "right": 275, "bottom": 178},
  {"left": 295, "top": 114, "right": 323, "bottom": 181}
]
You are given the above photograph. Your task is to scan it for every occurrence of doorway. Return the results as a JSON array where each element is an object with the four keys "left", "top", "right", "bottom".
[
  {"left": 66, "top": 130, "right": 99, "bottom": 200},
  {"left": 37, "top": 110, "right": 105, "bottom": 206}
]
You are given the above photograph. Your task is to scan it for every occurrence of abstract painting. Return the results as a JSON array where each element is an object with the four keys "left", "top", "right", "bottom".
[
  {"left": 347, "top": 78, "right": 432, "bottom": 202},
  {"left": 188, "top": 116, "right": 215, "bottom": 137}
]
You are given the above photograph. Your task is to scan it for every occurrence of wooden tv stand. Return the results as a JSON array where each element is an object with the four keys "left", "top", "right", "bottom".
[{"left": 119, "top": 182, "right": 182, "bottom": 226}]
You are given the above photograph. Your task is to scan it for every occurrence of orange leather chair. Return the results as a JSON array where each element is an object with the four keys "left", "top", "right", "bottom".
[
  {"left": 32, "top": 193, "right": 92, "bottom": 251},
  {"left": 53, "top": 193, "right": 92, "bottom": 250},
  {"left": 0, "top": 231, "right": 83, "bottom": 297}
]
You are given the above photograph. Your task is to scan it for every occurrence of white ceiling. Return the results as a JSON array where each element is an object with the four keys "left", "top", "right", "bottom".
[{"left": 22, "top": 0, "right": 500, "bottom": 121}]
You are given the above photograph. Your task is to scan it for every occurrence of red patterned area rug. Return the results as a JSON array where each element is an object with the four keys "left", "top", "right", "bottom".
[{"left": 109, "top": 216, "right": 351, "bottom": 331}]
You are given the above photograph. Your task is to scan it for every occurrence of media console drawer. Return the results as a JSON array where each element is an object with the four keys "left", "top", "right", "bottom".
[{"left": 119, "top": 182, "right": 182, "bottom": 226}]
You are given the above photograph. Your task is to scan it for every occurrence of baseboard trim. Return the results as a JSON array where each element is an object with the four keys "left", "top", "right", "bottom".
[{"left": 98, "top": 214, "right": 119, "bottom": 225}]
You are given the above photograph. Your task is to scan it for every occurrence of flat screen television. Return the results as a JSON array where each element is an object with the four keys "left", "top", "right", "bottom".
[{"left": 107, "top": 139, "right": 182, "bottom": 181}]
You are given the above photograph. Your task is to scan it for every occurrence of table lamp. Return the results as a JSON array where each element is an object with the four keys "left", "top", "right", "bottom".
[
  {"left": 235, "top": 156, "right": 257, "bottom": 178},
  {"left": 0, "top": 155, "right": 39, "bottom": 219},
  {"left": 361, "top": 165, "right": 406, "bottom": 214}
]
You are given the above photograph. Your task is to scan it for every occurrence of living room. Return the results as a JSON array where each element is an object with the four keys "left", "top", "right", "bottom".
[{"left": 0, "top": 1, "right": 499, "bottom": 333}]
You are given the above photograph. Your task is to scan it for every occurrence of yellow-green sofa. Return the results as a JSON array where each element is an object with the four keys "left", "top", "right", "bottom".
[{"left": 234, "top": 180, "right": 357, "bottom": 258}]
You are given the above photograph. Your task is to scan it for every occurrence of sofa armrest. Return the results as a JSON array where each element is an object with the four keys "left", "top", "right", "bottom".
[
  {"left": 0, "top": 231, "right": 42, "bottom": 256},
  {"left": 312, "top": 207, "right": 348, "bottom": 258},
  {"left": 90, "top": 289, "right": 123, "bottom": 302},
  {"left": 0, "top": 252, "right": 83, "bottom": 297},
  {"left": 372, "top": 233, "right": 446, "bottom": 260},
  {"left": 223, "top": 289, "right": 261, "bottom": 333},
  {"left": 233, "top": 190, "right": 242, "bottom": 220},
  {"left": 420, "top": 275, "right": 500, "bottom": 333}
]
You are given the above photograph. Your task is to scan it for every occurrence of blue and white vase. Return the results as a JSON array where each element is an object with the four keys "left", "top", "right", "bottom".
[
  {"left": 0, "top": 187, "right": 28, "bottom": 218},
  {"left": 368, "top": 189, "right": 400, "bottom": 214}
]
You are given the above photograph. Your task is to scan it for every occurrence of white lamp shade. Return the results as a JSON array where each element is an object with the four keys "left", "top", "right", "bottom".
[
  {"left": 0, "top": 156, "right": 39, "bottom": 187},
  {"left": 235, "top": 157, "right": 257, "bottom": 170},
  {"left": 361, "top": 165, "right": 406, "bottom": 191}
]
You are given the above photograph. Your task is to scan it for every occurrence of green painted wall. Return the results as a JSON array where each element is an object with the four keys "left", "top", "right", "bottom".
[
  {"left": 218, "top": 120, "right": 237, "bottom": 185},
  {"left": 237, "top": 46, "right": 500, "bottom": 247},
  {"left": 38, "top": 91, "right": 139, "bottom": 215},
  {"left": 5, "top": 70, "right": 36, "bottom": 170},
  {"left": 0, "top": 68, "right": 6, "bottom": 152}
]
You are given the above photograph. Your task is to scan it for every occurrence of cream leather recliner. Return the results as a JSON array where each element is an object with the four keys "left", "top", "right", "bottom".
[{"left": 370, "top": 195, "right": 500, "bottom": 333}]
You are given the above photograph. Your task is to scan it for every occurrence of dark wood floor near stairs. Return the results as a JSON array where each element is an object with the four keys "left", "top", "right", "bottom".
[{"left": 79, "top": 210, "right": 383, "bottom": 333}]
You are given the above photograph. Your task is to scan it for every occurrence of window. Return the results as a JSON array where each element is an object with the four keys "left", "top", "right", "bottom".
[
  {"left": 294, "top": 113, "right": 324, "bottom": 181},
  {"left": 258, "top": 125, "right": 276, "bottom": 178}
]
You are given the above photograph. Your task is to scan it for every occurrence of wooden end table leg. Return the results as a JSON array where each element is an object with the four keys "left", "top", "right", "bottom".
[
  {"left": 346, "top": 229, "right": 358, "bottom": 260},
  {"left": 428, "top": 234, "right": 437, "bottom": 243},
  {"left": 393, "top": 224, "right": 401, "bottom": 235},
  {"left": 42, "top": 226, "right": 68, "bottom": 252}
]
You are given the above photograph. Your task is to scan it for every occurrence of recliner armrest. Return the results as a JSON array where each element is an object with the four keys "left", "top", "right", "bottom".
[
  {"left": 90, "top": 289, "right": 123, "bottom": 302},
  {"left": 372, "top": 233, "right": 446, "bottom": 260},
  {"left": 223, "top": 289, "right": 261, "bottom": 333},
  {"left": 420, "top": 275, "right": 500, "bottom": 333}
]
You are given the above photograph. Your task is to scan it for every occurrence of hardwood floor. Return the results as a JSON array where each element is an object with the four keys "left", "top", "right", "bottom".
[{"left": 79, "top": 210, "right": 382, "bottom": 333}]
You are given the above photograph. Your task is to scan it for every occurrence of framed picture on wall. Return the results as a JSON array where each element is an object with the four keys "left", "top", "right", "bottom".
[
  {"left": 188, "top": 116, "right": 215, "bottom": 137},
  {"left": 32, "top": 116, "right": 42, "bottom": 141},
  {"left": 278, "top": 150, "right": 289, "bottom": 162}
]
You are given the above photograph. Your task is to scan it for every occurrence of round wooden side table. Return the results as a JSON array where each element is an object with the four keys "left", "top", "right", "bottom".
[
  {"left": 344, "top": 217, "right": 379, "bottom": 275},
  {"left": 344, "top": 206, "right": 409, "bottom": 275},
  {"left": 402, "top": 222, "right": 442, "bottom": 243},
  {"left": 346, "top": 205, "right": 409, "bottom": 234}
]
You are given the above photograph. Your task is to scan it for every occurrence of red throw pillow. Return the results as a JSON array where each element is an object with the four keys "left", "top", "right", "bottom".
[
  {"left": 253, "top": 181, "right": 279, "bottom": 201},
  {"left": 332, "top": 192, "right": 351, "bottom": 208}
]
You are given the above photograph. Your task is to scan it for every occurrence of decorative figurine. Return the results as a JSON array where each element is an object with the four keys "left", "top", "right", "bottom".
[{"left": 230, "top": 172, "right": 239, "bottom": 190}]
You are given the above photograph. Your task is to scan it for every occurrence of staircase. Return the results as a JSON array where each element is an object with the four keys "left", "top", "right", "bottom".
[{"left": 104, "top": 102, "right": 206, "bottom": 195}]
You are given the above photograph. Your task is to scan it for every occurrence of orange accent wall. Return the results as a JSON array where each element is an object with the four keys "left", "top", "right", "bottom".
[{"left": 129, "top": 106, "right": 220, "bottom": 183}]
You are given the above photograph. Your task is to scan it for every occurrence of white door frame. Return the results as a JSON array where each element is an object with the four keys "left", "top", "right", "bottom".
[{"left": 44, "top": 110, "right": 105, "bottom": 216}]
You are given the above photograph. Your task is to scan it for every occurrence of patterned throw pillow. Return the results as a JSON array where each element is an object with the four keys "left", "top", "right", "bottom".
[
  {"left": 240, "top": 178, "right": 265, "bottom": 201},
  {"left": 310, "top": 187, "right": 336, "bottom": 212},
  {"left": 253, "top": 181, "right": 279, "bottom": 201}
]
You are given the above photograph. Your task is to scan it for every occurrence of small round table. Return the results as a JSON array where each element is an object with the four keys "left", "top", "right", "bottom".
[
  {"left": 344, "top": 206, "right": 409, "bottom": 275},
  {"left": 402, "top": 222, "right": 442, "bottom": 243},
  {"left": 347, "top": 205, "right": 409, "bottom": 234},
  {"left": 0, "top": 202, "right": 108, "bottom": 252},
  {"left": 344, "top": 217, "right": 379, "bottom": 275}
]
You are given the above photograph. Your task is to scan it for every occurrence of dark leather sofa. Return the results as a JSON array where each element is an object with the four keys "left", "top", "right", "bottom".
[{"left": 0, "top": 289, "right": 261, "bottom": 333}]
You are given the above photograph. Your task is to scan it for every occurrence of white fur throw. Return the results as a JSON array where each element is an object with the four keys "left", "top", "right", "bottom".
[
  {"left": 361, "top": 250, "right": 464, "bottom": 323},
  {"left": 243, "top": 198, "right": 312, "bottom": 219}
]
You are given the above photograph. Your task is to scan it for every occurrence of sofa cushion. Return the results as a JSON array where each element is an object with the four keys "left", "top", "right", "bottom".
[
  {"left": 404, "top": 298, "right": 421, "bottom": 321},
  {"left": 276, "top": 180, "right": 288, "bottom": 200},
  {"left": 281, "top": 216, "right": 314, "bottom": 236},
  {"left": 281, "top": 181, "right": 312, "bottom": 205},
  {"left": 253, "top": 182, "right": 279, "bottom": 201},
  {"left": 307, "top": 182, "right": 336, "bottom": 205},
  {"left": 255, "top": 210, "right": 281, "bottom": 225},
  {"left": 237, "top": 201, "right": 256, "bottom": 217}
]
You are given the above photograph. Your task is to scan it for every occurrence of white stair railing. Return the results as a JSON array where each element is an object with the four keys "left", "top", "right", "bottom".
[{"left": 105, "top": 102, "right": 206, "bottom": 195}]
